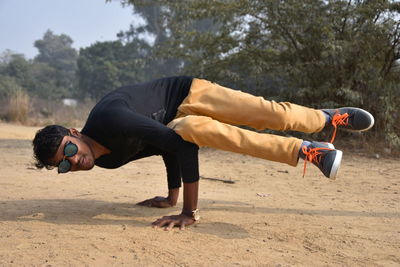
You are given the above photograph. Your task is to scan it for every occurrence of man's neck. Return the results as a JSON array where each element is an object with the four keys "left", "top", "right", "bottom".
[{"left": 81, "top": 134, "right": 111, "bottom": 159}]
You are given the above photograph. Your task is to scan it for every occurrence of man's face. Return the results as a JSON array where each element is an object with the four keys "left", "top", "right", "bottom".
[{"left": 51, "top": 135, "right": 95, "bottom": 173}]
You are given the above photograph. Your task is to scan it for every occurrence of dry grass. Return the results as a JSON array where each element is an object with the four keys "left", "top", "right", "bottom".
[
  {"left": 28, "top": 98, "right": 95, "bottom": 128},
  {"left": 6, "top": 90, "right": 30, "bottom": 124},
  {"left": 0, "top": 96, "right": 95, "bottom": 128}
]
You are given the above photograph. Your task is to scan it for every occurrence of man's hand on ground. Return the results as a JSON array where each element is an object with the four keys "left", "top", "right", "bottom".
[
  {"left": 152, "top": 214, "right": 195, "bottom": 230},
  {"left": 136, "top": 196, "right": 174, "bottom": 208}
]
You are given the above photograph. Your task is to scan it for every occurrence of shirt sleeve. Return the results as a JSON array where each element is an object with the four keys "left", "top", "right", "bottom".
[
  {"left": 102, "top": 101, "right": 199, "bottom": 184},
  {"left": 130, "top": 147, "right": 182, "bottom": 189},
  {"left": 162, "top": 153, "right": 182, "bottom": 189}
]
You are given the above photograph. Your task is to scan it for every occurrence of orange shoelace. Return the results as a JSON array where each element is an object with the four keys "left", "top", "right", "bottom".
[
  {"left": 330, "top": 112, "right": 349, "bottom": 143},
  {"left": 302, "top": 145, "right": 334, "bottom": 177}
]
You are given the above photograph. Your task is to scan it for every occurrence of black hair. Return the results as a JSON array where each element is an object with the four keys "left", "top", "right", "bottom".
[{"left": 32, "top": 125, "right": 70, "bottom": 169}]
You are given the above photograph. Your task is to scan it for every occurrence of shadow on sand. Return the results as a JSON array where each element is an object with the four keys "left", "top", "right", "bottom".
[{"left": 0, "top": 198, "right": 397, "bottom": 240}]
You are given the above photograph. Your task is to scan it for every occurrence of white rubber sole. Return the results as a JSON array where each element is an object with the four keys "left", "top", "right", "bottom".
[
  {"left": 313, "top": 142, "right": 335, "bottom": 149},
  {"left": 326, "top": 143, "right": 335, "bottom": 149},
  {"left": 328, "top": 149, "right": 343, "bottom": 180}
]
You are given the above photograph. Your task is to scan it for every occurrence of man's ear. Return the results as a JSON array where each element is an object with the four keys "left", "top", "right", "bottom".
[{"left": 69, "top": 128, "right": 81, "bottom": 137}]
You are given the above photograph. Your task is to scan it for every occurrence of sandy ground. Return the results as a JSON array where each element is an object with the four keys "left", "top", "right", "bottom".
[{"left": 0, "top": 122, "right": 399, "bottom": 267}]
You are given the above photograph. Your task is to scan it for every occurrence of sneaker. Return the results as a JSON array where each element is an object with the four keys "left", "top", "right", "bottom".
[
  {"left": 322, "top": 107, "right": 375, "bottom": 143},
  {"left": 302, "top": 141, "right": 342, "bottom": 179}
]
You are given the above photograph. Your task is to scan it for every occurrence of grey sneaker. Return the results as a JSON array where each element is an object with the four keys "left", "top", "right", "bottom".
[
  {"left": 322, "top": 107, "right": 375, "bottom": 143},
  {"left": 302, "top": 141, "right": 342, "bottom": 179}
]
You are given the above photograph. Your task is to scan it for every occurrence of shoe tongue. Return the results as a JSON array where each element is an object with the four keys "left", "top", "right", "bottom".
[
  {"left": 299, "top": 141, "right": 312, "bottom": 160},
  {"left": 322, "top": 109, "right": 334, "bottom": 124}
]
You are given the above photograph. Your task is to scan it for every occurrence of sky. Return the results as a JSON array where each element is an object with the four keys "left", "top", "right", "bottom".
[{"left": 0, "top": 0, "right": 138, "bottom": 59}]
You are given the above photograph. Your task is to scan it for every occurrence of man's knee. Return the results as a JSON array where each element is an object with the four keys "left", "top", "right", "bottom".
[{"left": 168, "top": 115, "right": 212, "bottom": 132}]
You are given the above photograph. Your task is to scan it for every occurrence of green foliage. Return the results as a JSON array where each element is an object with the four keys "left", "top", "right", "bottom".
[
  {"left": 1, "top": 30, "right": 79, "bottom": 100},
  {"left": 29, "top": 62, "right": 69, "bottom": 99},
  {"left": 119, "top": 0, "right": 400, "bottom": 148},
  {"left": 0, "top": 52, "right": 33, "bottom": 94},
  {"left": 77, "top": 40, "right": 152, "bottom": 100},
  {"left": 33, "top": 30, "right": 78, "bottom": 98},
  {"left": 115, "top": 2, "right": 184, "bottom": 79},
  {"left": 0, "top": 74, "right": 23, "bottom": 99}
]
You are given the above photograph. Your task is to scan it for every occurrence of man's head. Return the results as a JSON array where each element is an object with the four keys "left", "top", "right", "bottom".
[{"left": 33, "top": 125, "right": 96, "bottom": 173}]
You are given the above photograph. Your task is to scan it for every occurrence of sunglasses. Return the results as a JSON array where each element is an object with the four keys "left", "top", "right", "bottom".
[{"left": 57, "top": 141, "right": 78, "bottom": 173}]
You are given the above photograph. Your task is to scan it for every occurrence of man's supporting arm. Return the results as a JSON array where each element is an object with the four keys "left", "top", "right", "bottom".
[{"left": 106, "top": 106, "right": 200, "bottom": 228}]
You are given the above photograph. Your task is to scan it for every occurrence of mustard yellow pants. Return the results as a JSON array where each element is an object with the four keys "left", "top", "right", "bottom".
[{"left": 167, "top": 78, "right": 326, "bottom": 166}]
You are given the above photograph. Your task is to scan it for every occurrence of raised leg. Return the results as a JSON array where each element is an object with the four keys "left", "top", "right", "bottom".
[
  {"left": 177, "top": 79, "right": 326, "bottom": 133},
  {"left": 168, "top": 115, "right": 303, "bottom": 166}
]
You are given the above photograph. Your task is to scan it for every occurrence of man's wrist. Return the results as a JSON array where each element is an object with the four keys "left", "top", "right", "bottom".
[{"left": 181, "top": 208, "right": 200, "bottom": 221}]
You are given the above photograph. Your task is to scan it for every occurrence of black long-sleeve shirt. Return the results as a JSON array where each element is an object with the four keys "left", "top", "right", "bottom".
[{"left": 81, "top": 76, "right": 198, "bottom": 189}]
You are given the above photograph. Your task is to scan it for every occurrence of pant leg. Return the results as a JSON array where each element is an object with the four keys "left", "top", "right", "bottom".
[
  {"left": 177, "top": 78, "right": 326, "bottom": 133},
  {"left": 167, "top": 115, "right": 302, "bottom": 166}
]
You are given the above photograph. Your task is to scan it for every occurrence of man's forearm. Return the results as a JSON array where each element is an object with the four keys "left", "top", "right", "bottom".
[{"left": 182, "top": 181, "right": 199, "bottom": 213}]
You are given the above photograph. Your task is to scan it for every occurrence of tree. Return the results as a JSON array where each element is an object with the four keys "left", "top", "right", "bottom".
[
  {"left": 34, "top": 30, "right": 78, "bottom": 98},
  {"left": 77, "top": 40, "right": 151, "bottom": 100},
  {"left": 115, "top": 1, "right": 184, "bottom": 79},
  {"left": 0, "top": 52, "right": 33, "bottom": 92},
  {"left": 0, "top": 75, "right": 22, "bottom": 99},
  {"left": 116, "top": 0, "right": 400, "bottom": 148}
]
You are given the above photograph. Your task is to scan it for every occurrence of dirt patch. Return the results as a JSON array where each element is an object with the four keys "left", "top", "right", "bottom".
[
  {"left": 0, "top": 122, "right": 41, "bottom": 140},
  {"left": 0, "top": 123, "right": 399, "bottom": 266}
]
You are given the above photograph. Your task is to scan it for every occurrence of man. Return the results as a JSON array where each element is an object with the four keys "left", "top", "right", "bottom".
[{"left": 32, "top": 76, "right": 374, "bottom": 230}]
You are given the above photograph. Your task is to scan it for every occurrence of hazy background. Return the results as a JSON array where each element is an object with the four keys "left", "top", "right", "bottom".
[{"left": 0, "top": 0, "right": 135, "bottom": 58}]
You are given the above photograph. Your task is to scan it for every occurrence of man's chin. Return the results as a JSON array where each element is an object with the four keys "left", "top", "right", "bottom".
[
  {"left": 77, "top": 161, "right": 95, "bottom": 171},
  {"left": 83, "top": 163, "right": 95, "bottom": 171}
]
